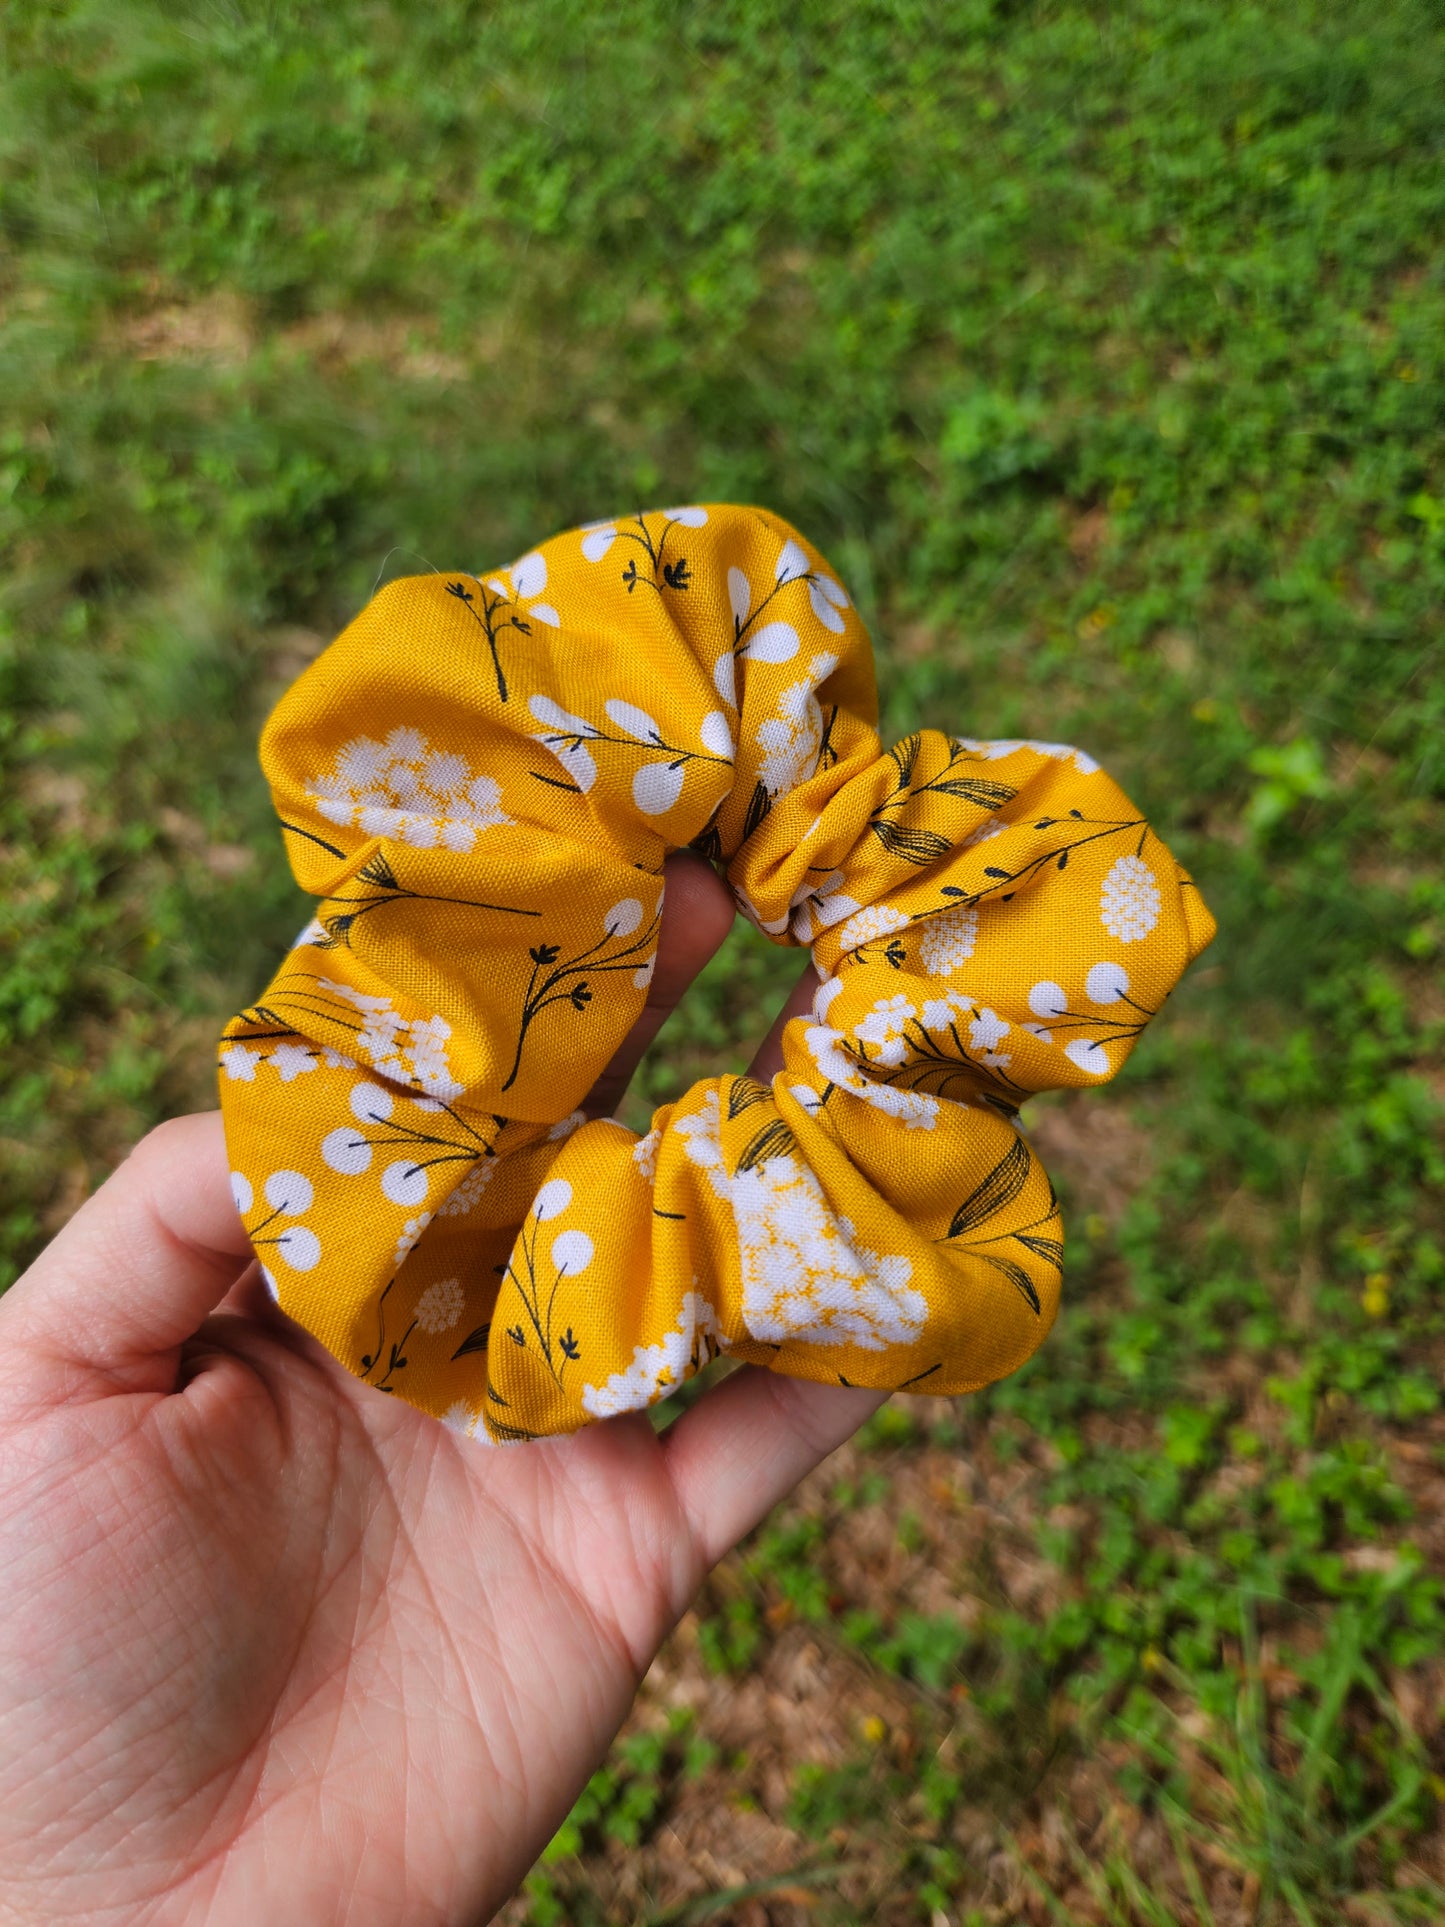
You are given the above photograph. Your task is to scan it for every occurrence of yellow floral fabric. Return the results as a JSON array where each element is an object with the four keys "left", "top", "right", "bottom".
[{"left": 218, "top": 505, "right": 1215, "bottom": 1441}]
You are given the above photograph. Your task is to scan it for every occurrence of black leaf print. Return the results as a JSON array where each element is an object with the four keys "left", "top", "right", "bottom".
[
  {"left": 817, "top": 704, "right": 840, "bottom": 770},
  {"left": 489, "top": 1416, "right": 542, "bottom": 1441},
  {"left": 315, "top": 853, "right": 538, "bottom": 946},
  {"left": 945, "top": 1137, "right": 1032, "bottom": 1240},
  {"left": 901, "top": 1361, "right": 943, "bottom": 1387},
  {"left": 503, "top": 902, "right": 661, "bottom": 1092},
  {"left": 983, "top": 865, "right": 1009, "bottom": 878},
  {"left": 976, "top": 1251, "right": 1043, "bottom": 1316},
  {"left": 451, "top": 1323, "right": 491, "bottom": 1359},
  {"left": 735, "top": 1117, "right": 797, "bottom": 1172},
  {"left": 610, "top": 511, "right": 697, "bottom": 596},
  {"left": 927, "top": 777, "right": 1018, "bottom": 809},
  {"left": 727, "top": 1077, "right": 772, "bottom": 1119},
  {"left": 889, "top": 732, "right": 922, "bottom": 791},
  {"left": 869, "top": 819, "right": 952, "bottom": 866},
  {"left": 690, "top": 821, "right": 724, "bottom": 862},
  {"left": 446, "top": 576, "right": 528, "bottom": 703},
  {"left": 358, "top": 850, "right": 399, "bottom": 891},
  {"left": 1015, "top": 1233, "right": 1064, "bottom": 1271},
  {"left": 559, "top": 1328, "right": 580, "bottom": 1361},
  {"left": 742, "top": 778, "right": 772, "bottom": 842},
  {"left": 507, "top": 1324, "right": 526, "bottom": 1347}
]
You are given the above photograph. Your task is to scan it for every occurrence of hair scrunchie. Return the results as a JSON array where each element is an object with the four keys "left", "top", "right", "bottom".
[{"left": 218, "top": 504, "right": 1215, "bottom": 1441}]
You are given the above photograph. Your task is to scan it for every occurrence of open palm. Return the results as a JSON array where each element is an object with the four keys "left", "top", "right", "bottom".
[{"left": 0, "top": 856, "right": 883, "bottom": 1925}]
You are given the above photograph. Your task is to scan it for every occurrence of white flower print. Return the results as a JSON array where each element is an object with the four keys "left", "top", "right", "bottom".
[
  {"left": 414, "top": 1276, "right": 465, "bottom": 1335},
  {"left": 240, "top": 1169, "right": 322, "bottom": 1274},
  {"left": 581, "top": 1290, "right": 727, "bottom": 1419},
  {"left": 855, "top": 994, "right": 915, "bottom": 1068},
  {"left": 789, "top": 868, "right": 863, "bottom": 944},
  {"left": 1065, "top": 1037, "right": 1111, "bottom": 1076},
  {"left": 1100, "top": 853, "right": 1161, "bottom": 942},
  {"left": 305, "top": 728, "right": 512, "bottom": 853},
  {"left": 958, "top": 737, "right": 1101, "bottom": 776},
  {"left": 756, "top": 652, "right": 839, "bottom": 800},
  {"left": 917, "top": 992, "right": 1012, "bottom": 1068},
  {"left": 318, "top": 981, "right": 464, "bottom": 1101},
  {"left": 788, "top": 1082, "right": 825, "bottom": 1117},
  {"left": 805, "top": 1023, "right": 939, "bottom": 1130},
  {"left": 437, "top": 1158, "right": 495, "bottom": 1217},
  {"left": 482, "top": 548, "right": 559, "bottom": 629},
  {"left": 961, "top": 817, "right": 1008, "bottom": 852},
  {"left": 393, "top": 1211, "right": 433, "bottom": 1270},
  {"left": 773, "top": 536, "right": 851, "bottom": 634},
  {"left": 673, "top": 1091, "right": 732, "bottom": 1200},
  {"left": 269, "top": 1043, "right": 319, "bottom": 1082},
  {"left": 528, "top": 695, "right": 731, "bottom": 814},
  {"left": 528, "top": 694, "right": 599, "bottom": 792},
  {"left": 579, "top": 505, "right": 708, "bottom": 563},
  {"left": 1085, "top": 961, "right": 1130, "bottom": 1004},
  {"left": 633, "top": 1126, "right": 660, "bottom": 1185},
  {"left": 220, "top": 1044, "right": 259, "bottom": 1081},
  {"left": 731, "top": 1156, "right": 925, "bottom": 1351},
  {"left": 834, "top": 902, "right": 910, "bottom": 954},
  {"left": 733, "top": 883, "right": 792, "bottom": 937},
  {"left": 918, "top": 902, "right": 979, "bottom": 976}
]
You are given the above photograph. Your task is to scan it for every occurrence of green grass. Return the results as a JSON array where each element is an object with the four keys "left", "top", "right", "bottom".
[{"left": 3, "top": 1, "right": 1443, "bottom": 1919}]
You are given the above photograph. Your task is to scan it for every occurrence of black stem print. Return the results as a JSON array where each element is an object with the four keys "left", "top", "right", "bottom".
[
  {"left": 501, "top": 908, "right": 661, "bottom": 1093},
  {"left": 615, "top": 513, "right": 693, "bottom": 595},
  {"left": 445, "top": 579, "right": 533, "bottom": 703},
  {"left": 850, "top": 1011, "right": 1030, "bottom": 1102},
  {"left": 866, "top": 736, "right": 1021, "bottom": 868},
  {"left": 930, "top": 1143, "right": 1061, "bottom": 1316},
  {"left": 279, "top": 820, "right": 346, "bottom": 859},
  {"left": 535, "top": 720, "right": 732, "bottom": 772},
  {"left": 501, "top": 1207, "right": 580, "bottom": 1391},
  {"left": 340, "top": 1088, "right": 502, "bottom": 1184},
  {"left": 315, "top": 850, "right": 539, "bottom": 949},
  {"left": 842, "top": 937, "right": 909, "bottom": 972},
  {"left": 910, "top": 813, "right": 1146, "bottom": 915},
  {"left": 817, "top": 704, "right": 840, "bottom": 771},
  {"left": 359, "top": 1277, "right": 411, "bottom": 1383},
  {"left": 730, "top": 557, "right": 838, "bottom": 661}
]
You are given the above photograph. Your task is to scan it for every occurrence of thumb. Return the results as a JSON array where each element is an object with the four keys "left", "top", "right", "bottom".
[{"left": 0, "top": 1112, "right": 253, "bottom": 1402}]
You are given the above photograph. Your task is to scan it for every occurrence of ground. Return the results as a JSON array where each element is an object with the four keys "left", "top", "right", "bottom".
[{"left": 2, "top": 2, "right": 1443, "bottom": 1920}]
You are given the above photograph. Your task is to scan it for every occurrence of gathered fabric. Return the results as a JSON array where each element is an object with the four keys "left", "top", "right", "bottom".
[{"left": 218, "top": 504, "right": 1215, "bottom": 1441}]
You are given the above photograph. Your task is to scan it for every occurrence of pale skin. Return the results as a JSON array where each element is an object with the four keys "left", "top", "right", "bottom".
[{"left": 0, "top": 852, "right": 886, "bottom": 1925}]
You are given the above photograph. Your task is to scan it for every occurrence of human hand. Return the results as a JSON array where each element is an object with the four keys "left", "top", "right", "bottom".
[{"left": 0, "top": 852, "right": 885, "bottom": 1925}]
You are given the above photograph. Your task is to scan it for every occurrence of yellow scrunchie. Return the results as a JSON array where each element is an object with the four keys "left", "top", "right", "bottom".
[{"left": 218, "top": 504, "right": 1214, "bottom": 1440}]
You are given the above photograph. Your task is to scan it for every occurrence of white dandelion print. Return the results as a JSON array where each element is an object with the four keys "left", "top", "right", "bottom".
[
  {"left": 918, "top": 902, "right": 979, "bottom": 976},
  {"left": 413, "top": 1276, "right": 465, "bottom": 1335},
  {"left": 1100, "top": 853, "right": 1161, "bottom": 942},
  {"left": 305, "top": 728, "right": 512, "bottom": 853}
]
